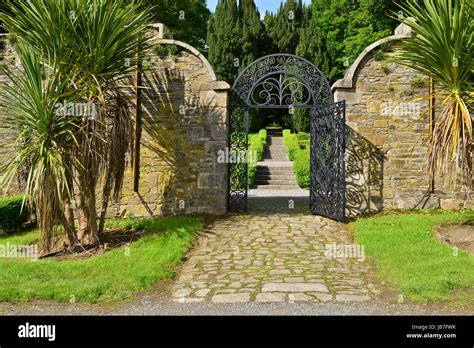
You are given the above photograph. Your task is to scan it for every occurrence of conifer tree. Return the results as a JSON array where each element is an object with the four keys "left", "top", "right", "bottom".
[
  {"left": 265, "top": 0, "right": 305, "bottom": 54},
  {"left": 239, "top": 0, "right": 266, "bottom": 68},
  {"left": 207, "top": 0, "right": 241, "bottom": 82}
]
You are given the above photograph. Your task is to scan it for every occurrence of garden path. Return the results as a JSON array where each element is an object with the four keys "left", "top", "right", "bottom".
[{"left": 171, "top": 212, "right": 378, "bottom": 304}]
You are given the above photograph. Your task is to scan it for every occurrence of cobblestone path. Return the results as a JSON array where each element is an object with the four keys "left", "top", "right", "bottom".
[{"left": 171, "top": 213, "right": 379, "bottom": 304}]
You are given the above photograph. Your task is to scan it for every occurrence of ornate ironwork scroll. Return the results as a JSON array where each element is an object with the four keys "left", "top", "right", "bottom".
[
  {"left": 310, "top": 101, "right": 346, "bottom": 221},
  {"left": 232, "top": 54, "right": 332, "bottom": 108},
  {"left": 228, "top": 106, "right": 248, "bottom": 212},
  {"left": 229, "top": 53, "right": 342, "bottom": 215}
]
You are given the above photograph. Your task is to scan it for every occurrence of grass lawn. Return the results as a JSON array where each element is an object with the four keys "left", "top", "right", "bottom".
[
  {"left": 0, "top": 216, "right": 203, "bottom": 303},
  {"left": 349, "top": 210, "right": 474, "bottom": 303}
]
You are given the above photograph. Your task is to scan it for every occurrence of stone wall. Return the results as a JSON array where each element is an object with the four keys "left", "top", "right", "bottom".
[
  {"left": 333, "top": 24, "right": 473, "bottom": 216},
  {"left": 0, "top": 36, "right": 21, "bottom": 194},
  {"left": 0, "top": 28, "right": 231, "bottom": 217},
  {"left": 114, "top": 29, "right": 230, "bottom": 217}
]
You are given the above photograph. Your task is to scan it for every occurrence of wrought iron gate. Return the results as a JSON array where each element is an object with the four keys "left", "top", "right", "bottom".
[
  {"left": 310, "top": 101, "right": 346, "bottom": 221},
  {"left": 228, "top": 53, "right": 346, "bottom": 220}
]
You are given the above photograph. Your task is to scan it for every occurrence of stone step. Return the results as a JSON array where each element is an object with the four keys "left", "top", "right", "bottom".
[
  {"left": 266, "top": 129, "right": 283, "bottom": 136},
  {"left": 255, "top": 180, "right": 297, "bottom": 185},
  {"left": 256, "top": 174, "right": 296, "bottom": 180},
  {"left": 264, "top": 147, "right": 286, "bottom": 150},
  {"left": 257, "top": 171, "right": 295, "bottom": 177},
  {"left": 254, "top": 184, "right": 300, "bottom": 189},
  {"left": 257, "top": 161, "right": 293, "bottom": 167},
  {"left": 263, "top": 150, "right": 287, "bottom": 154},
  {"left": 263, "top": 151, "right": 287, "bottom": 155},
  {"left": 257, "top": 166, "right": 294, "bottom": 172},
  {"left": 263, "top": 156, "right": 288, "bottom": 160}
]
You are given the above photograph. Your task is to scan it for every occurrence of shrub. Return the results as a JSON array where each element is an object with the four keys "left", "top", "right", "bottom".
[
  {"left": 248, "top": 129, "right": 267, "bottom": 188},
  {"left": 282, "top": 129, "right": 299, "bottom": 161},
  {"left": 0, "top": 195, "right": 29, "bottom": 233},
  {"left": 294, "top": 148, "right": 310, "bottom": 189},
  {"left": 283, "top": 130, "right": 310, "bottom": 189},
  {"left": 292, "top": 108, "right": 310, "bottom": 133},
  {"left": 154, "top": 44, "right": 181, "bottom": 59},
  {"left": 411, "top": 76, "right": 425, "bottom": 89},
  {"left": 249, "top": 109, "right": 266, "bottom": 133}
]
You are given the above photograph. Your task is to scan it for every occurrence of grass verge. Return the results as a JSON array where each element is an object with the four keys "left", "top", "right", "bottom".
[
  {"left": 0, "top": 215, "right": 203, "bottom": 303},
  {"left": 349, "top": 210, "right": 474, "bottom": 303}
]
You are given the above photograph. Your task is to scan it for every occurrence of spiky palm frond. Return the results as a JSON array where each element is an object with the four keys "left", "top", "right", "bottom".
[
  {"left": 0, "top": 43, "right": 80, "bottom": 252},
  {"left": 391, "top": 0, "right": 473, "bottom": 184},
  {"left": 0, "top": 0, "right": 152, "bottom": 246}
]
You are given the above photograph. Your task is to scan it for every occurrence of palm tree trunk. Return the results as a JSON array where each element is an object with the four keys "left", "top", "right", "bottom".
[
  {"left": 62, "top": 199, "right": 76, "bottom": 248},
  {"left": 98, "top": 175, "right": 113, "bottom": 237}
]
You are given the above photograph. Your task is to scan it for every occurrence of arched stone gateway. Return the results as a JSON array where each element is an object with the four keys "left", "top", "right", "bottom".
[{"left": 229, "top": 54, "right": 347, "bottom": 221}]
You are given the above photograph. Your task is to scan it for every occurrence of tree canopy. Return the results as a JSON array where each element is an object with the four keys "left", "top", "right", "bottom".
[
  {"left": 138, "top": 0, "right": 210, "bottom": 52},
  {"left": 207, "top": 0, "right": 401, "bottom": 84}
]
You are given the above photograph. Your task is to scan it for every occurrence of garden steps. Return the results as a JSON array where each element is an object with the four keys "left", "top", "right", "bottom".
[
  {"left": 253, "top": 134, "right": 299, "bottom": 189},
  {"left": 253, "top": 184, "right": 300, "bottom": 190}
]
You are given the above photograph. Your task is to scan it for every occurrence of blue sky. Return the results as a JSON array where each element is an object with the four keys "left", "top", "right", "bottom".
[{"left": 206, "top": 0, "right": 311, "bottom": 14}]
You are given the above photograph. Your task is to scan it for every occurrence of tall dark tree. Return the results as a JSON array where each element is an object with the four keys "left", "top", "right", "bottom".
[
  {"left": 264, "top": 0, "right": 305, "bottom": 54},
  {"left": 296, "top": 6, "right": 330, "bottom": 76},
  {"left": 311, "top": 0, "right": 400, "bottom": 81},
  {"left": 239, "top": 0, "right": 266, "bottom": 68},
  {"left": 207, "top": 0, "right": 241, "bottom": 82},
  {"left": 139, "top": 0, "right": 210, "bottom": 52}
]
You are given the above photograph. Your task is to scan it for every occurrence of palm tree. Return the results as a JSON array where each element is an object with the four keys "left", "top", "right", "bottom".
[
  {"left": 391, "top": 0, "right": 473, "bottom": 185},
  {"left": 0, "top": 0, "right": 151, "bottom": 253},
  {"left": 0, "top": 44, "right": 80, "bottom": 253}
]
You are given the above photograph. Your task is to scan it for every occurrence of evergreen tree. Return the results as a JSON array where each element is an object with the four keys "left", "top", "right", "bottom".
[
  {"left": 265, "top": 0, "right": 305, "bottom": 54},
  {"left": 239, "top": 0, "right": 266, "bottom": 68},
  {"left": 207, "top": 0, "right": 242, "bottom": 82},
  {"left": 296, "top": 6, "right": 330, "bottom": 76},
  {"left": 137, "top": 0, "right": 210, "bottom": 52},
  {"left": 311, "top": 0, "right": 400, "bottom": 81}
]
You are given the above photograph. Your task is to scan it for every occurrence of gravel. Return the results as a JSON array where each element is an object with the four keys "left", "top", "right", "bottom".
[{"left": 1, "top": 296, "right": 472, "bottom": 316}]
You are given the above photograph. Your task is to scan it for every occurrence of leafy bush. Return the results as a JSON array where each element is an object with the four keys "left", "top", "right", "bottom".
[
  {"left": 283, "top": 130, "right": 310, "bottom": 189},
  {"left": 249, "top": 109, "right": 266, "bottom": 133},
  {"left": 0, "top": 195, "right": 29, "bottom": 233},
  {"left": 154, "top": 44, "right": 181, "bottom": 59},
  {"left": 282, "top": 129, "right": 300, "bottom": 161},
  {"left": 294, "top": 148, "right": 310, "bottom": 189},
  {"left": 248, "top": 129, "right": 267, "bottom": 188},
  {"left": 292, "top": 108, "right": 310, "bottom": 133},
  {"left": 297, "top": 132, "right": 310, "bottom": 141}
]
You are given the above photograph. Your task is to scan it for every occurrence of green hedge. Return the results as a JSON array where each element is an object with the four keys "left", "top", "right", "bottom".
[
  {"left": 248, "top": 129, "right": 267, "bottom": 188},
  {"left": 283, "top": 129, "right": 310, "bottom": 189},
  {"left": 282, "top": 129, "right": 300, "bottom": 161},
  {"left": 294, "top": 148, "right": 310, "bottom": 188},
  {"left": 0, "top": 195, "right": 29, "bottom": 233}
]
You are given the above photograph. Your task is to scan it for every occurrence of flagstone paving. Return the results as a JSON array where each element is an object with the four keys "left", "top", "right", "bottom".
[{"left": 171, "top": 213, "right": 379, "bottom": 304}]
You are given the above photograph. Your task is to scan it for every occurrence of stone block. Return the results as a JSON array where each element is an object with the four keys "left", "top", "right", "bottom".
[{"left": 440, "top": 198, "right": 463, "bottom": 211}]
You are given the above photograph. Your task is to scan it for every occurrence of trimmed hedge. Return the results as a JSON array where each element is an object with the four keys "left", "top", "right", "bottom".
[
  {"left": 283, "top": 129, "right": 310, "bottom": 189},
  {"left": 0, "top": 195, "right": 29, "bottom": 233},
  {"left": 294, "top": 148, "right": 310, "bottom": 188},
  {"left": 248, "top": 129, "right": 267, "bottom": 188},
  {"left": 282, "top": 129, "right": 300, "bottom": 161}
]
